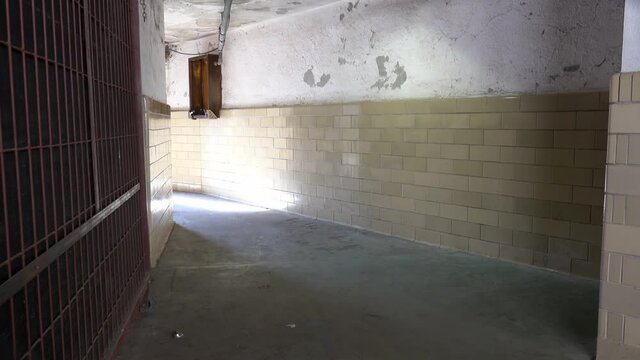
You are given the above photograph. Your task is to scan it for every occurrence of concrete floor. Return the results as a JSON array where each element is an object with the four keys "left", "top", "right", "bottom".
[{"left": 118, "top": 192, "right": 599, "bottom": 360}]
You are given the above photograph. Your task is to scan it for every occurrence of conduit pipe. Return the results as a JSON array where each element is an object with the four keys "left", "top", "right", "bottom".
[{"left": 218, "top": 0, "right": 233, "bottom": 64}]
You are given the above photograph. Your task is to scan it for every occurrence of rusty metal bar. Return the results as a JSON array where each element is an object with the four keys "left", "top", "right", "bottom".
[
  {"left": 130, "top": 0, "right": 152, "bottom": 273},
  {"left": 0, "top": 184, "right": 139, "bottom": 307},
  {"left": 83, "top": 0, "right": 100, "bottom": 212}
]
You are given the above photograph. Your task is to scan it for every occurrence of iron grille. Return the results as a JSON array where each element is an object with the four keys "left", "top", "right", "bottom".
[{"left": 0, "top": 0, "right": 149, "bottom": 359}]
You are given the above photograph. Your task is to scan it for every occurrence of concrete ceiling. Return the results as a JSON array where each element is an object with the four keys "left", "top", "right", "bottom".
[{"left": 164, "top": 0, "right": 339, "bottom": 43}]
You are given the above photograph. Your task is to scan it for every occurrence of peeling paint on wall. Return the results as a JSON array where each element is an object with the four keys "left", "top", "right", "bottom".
[
  {"left": 303, "top": 68, "right": 316, "bottom": 87},
  {"left": 391, "top": 62, "right": 407, "bottom": 89},
  {"left": 140, "top": 0, "right": 167, "bottom": 102},
  {"left": 370, "top": 56, "right": 406, "bottom": 91},
  {"left": 375, "top": 56, "right": 389, "bottom": 76},
  {"left": 303, "top": 68, "right": 331, "bottom": 88},
  {"left": 369, "top": 30, "right": 376, "bottom": 49},
  {"left": 340, "top": 37, "right": 347, "bottom": 50},
  {"left": 370, "top": 78, "right": 388, "bottom": 90},
  {"left": 317, "top": 74, "right": 331, "bottom": 87},
  {"left": 166, "top": 0, "right": 625, "bottom": 109}
]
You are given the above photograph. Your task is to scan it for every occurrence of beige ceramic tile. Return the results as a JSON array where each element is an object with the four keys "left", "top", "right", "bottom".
[
  {"left": 481, "top": 225, "right": 513, "bottom": 245},
  {"left": 499, "top": 244, "right": 533, "bottom": 264},
  {"left": 537, "top": 112, "right": 576, "bottom": 129},
  {"left": 628, "top": 135, "right": 640, "bottom": 164},
  {"left": 557, "top": 93, "right": 600, "bottom": 111},
  {"left": 502, "top": 112, "right": 537, "bottom": 129},
  {"left": 610, "top": 74, "right": 621, "bottom": 104},
  {"left": 469, "top": 113, "right": 502, "bottom": 128},
  {"left": 468, "top": 208, "right": 499, "bottom": 226},
  {"left": 441, "top": 234, "right": 470, "bottom": 251},
  {"left": 603, "top": 224, "right": 640, "bottom": 257},
  {"left": 621, "top": 255, "right": 640, "bottom": 288},
  {"left": 536, "top": 149, "right": 575, "bottom": 167},
  {"left": 620, "top": 73, "right": 634, "bottom": 102},
  {"left": 469, "top": 238, "right": 500, "bottom": 257},
  {"left": 609, "top": 253, "right": 623, "bottom": 284},
  {"left": 626, "top": 196, "right": 640, "bottom": 226},
  {"left": 470, "top": 145, "right": 501, "bottom": 161},
  {"left": 610, "top": 103, "right": 640, "bottom": 134},
  {"left": 625, "top": 316, "right": 640, "bottom": 347},
  {"left": 484, "top": 96, "right": 520, "bottom": 113},
  {"left": 607, "top": 166, "right": 640, "bottom": 195},
  {"left": 607, "top": 312, "right": 624, "bottom": 343},
  {"left": 520, "top": 94, "right": 558, "bottom": 112},
  {"left": 633, "top": 73, "right": 640, "bottom": 103}
]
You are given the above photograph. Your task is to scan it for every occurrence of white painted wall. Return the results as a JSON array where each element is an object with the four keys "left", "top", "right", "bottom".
[
  {"left": 166, "top": 0, "right": 624, "bottom": 109},
  {"left": 165, "top": 38, "right": 219, "bottom": 109},
  {"left": 139, "top": 0, "right": 167, "bottom": 102},
  {"left": 622, "top": 0, "right": 640, "bottom": 72}
]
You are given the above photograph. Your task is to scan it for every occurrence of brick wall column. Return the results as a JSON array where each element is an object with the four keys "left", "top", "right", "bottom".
[{"left": 597, "top": 72, "right": 640, "bottom": 359}]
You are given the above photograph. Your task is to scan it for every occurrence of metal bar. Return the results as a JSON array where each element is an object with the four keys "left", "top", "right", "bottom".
[
  {"left": 21, "top": 205, "right": 141, "bottom": 359},
  {"left": 2, "top": 1, "right": 148, "bottom": 358},
  {"left": 6, "top": 0, "right": 25, "bottom": 274},
  {"left": 0, "top": 0, "right": 11, "bottom": 297},
  {"left": 17, "top": 0, "right": 37, "bottom": 354},
  {"left": 83, "top": 0, "right": 100, "bottom": 211},
  {"left": 130, "top": 0, "right": 151, "bottom": 272},
  {"left": 33, "top": 0, "right": 50, "bottom": 261},
  {"left": 43, "top": 0, "right": 58, "bottom": 252},
  {"left": 0, "top": 184, "right": 140, "bottom": 306},
  {"left": 5, "top": 2, "right": 23, "bottom": 358},
  {"left": 50, "top": 4, "right": 69, "bottom": 356}
]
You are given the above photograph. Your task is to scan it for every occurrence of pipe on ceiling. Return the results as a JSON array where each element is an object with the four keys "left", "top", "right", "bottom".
[{"left": 218, "top": 0, "right": 233, "bottom": 64}]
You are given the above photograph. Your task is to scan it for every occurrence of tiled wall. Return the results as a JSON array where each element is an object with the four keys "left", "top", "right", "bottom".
[
  {"left": 598, "top": 73, "right": 640, "bottom": 359},
  {"left": 172, "top": 92, "right": 609, "bottom": 277},
  {"left": 144, "top": 97, "right": 174, "bottom": 267},
  {"left": 172, "top": 113, "right": 202, "bottom": 193}
]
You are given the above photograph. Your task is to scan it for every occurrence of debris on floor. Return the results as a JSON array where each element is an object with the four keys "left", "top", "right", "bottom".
[
  {"left": 145, "top": 296, "right": 156, "bottom": 313},
  {"left": 116, "top": 193, "right": 601, "bottom": 359}
]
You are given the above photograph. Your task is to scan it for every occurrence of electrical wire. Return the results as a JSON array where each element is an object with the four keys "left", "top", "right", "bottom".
[{"left": 166, "top": 47, "right": 219, "bottom": 56}]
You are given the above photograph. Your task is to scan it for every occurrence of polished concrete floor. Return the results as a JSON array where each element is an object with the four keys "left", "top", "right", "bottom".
[{"left": 117, "top": 192, "right": 599, "bottom": 360}]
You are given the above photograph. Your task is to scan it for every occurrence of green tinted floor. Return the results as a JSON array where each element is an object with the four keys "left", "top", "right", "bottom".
[{"left": 117, "top": 192, "right": 599, "bottom": 360}]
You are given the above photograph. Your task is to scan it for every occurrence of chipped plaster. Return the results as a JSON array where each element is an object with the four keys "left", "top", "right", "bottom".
[
  {"left": 166, "top": 0, "right": 624, "bottom": 109},
  {"left": 164, "top": 0, "right": 339, "bottom": 43},
  {"left": 139, "top": 0, "right": 167, "bottom": 102},
  {"left": 222, "top": 0, "right": 624, "bottom": 108}
]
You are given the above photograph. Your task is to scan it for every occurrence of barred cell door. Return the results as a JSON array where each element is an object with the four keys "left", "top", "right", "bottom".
[{"left": 0, "top": 0, "right": 150, "bottom": 359}]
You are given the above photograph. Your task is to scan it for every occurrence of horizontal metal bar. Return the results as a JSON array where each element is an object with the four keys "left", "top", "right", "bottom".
[{"left": 0, "top": 183, "right": 140, "bottom": 306}]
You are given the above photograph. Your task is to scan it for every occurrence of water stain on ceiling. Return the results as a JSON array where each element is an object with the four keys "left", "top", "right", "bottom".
[{"left": 165, "top": 0, "right": 339, "bottom": 43}]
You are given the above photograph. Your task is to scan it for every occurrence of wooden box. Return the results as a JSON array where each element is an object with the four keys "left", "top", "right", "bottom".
[{"left": 189, "top": 54, "right": 222, "bottom": 118}]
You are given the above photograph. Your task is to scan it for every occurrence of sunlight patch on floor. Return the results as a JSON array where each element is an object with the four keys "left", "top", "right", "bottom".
[{"left": 174, "top": 193, "right": 268, "bottom": 213}]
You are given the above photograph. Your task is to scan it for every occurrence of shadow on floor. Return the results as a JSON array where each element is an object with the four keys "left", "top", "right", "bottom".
[{"left": 118, "top": 193, "right": 599, "bottom": 360}]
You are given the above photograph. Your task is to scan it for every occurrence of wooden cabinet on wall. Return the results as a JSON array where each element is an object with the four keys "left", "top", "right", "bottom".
[{"left": 189, "top": 54, "right": 222, "bottom": 118}]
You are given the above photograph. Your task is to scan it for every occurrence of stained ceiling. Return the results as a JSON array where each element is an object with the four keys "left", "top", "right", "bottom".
[{"left": 164, "top": 0, "right": 340, "bottom": 43}]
